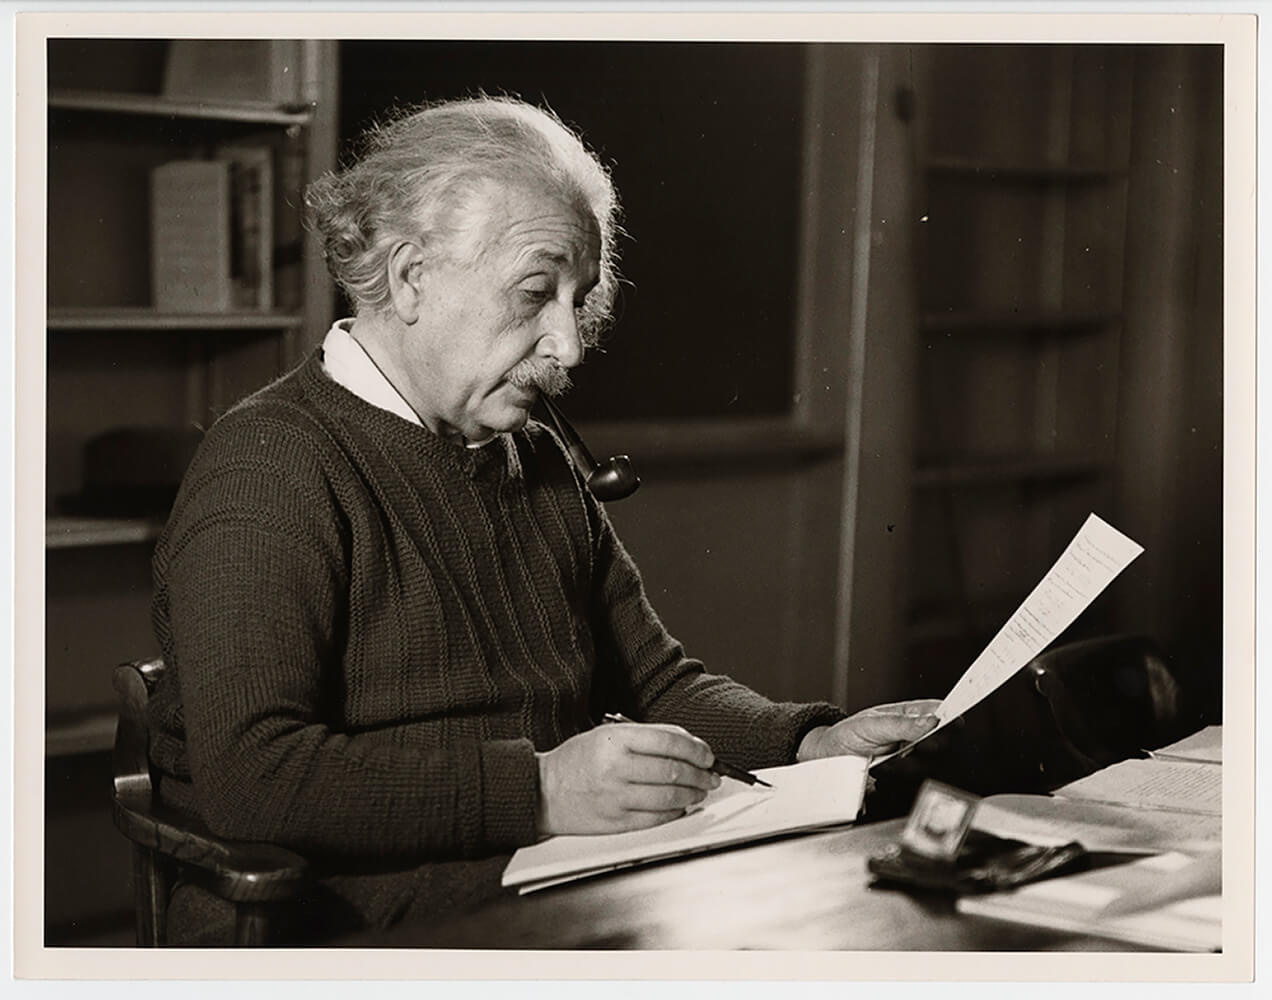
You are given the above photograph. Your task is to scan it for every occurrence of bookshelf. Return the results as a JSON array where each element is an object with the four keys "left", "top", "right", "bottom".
[
  {"left": 45, "top": 39, "right": 338, "bottom": 757},
  {"left": 900, "top": 45, "right": 1135, "bottom": 680}
]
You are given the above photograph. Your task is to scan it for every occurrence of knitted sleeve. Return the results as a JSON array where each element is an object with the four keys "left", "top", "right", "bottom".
[
  {"left": 586, "top": 501, "right": 846, "bottom": 770},
  {"left": 156, "top": 413, "right": 539, "bottom": 860}
]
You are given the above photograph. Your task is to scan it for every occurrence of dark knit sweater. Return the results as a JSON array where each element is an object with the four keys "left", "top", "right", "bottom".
[{"left": 148, "top": 348, "right": 845, "bottom": 930}]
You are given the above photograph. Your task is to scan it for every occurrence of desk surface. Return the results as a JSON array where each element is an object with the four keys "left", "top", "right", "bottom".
[{"left": 360, "top": 820, "right": 1151, "bottom": 951}]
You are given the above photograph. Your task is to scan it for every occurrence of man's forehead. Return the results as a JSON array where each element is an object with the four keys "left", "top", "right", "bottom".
[{"left": 481, "top": 185, "right": 601, "bottom": 267}]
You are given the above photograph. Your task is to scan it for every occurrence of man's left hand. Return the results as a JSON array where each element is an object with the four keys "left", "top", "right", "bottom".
[{"left": 797, "top": 699, "right": 942, "bottom": 762}]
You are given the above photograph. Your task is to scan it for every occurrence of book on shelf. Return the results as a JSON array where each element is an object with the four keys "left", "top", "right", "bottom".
[
  {"left": 215, "top": 144, "right": 274, "bottom": 311},
  {"left": 162, "top": 39, "right": 304, "bottom": 106},
  {"left": 150, "top": 160, "right": 233, "bottom": 313},
  {"left": 151, "top": 149, "right": 276, "bottom": 314}
]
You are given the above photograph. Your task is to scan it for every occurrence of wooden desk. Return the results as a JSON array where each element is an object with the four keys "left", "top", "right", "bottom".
[{"left": 357, "top": 820, "right": 1151, "bottom": 951}]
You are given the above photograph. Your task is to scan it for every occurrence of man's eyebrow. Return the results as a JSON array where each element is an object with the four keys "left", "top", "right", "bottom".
[{"left": 511, "top": 247, "right": 574, "bottom": 271}]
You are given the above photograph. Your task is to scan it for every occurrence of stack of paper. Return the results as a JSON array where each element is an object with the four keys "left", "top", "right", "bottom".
[
  {"left": 503, "top": 755, "right": 869, "bottom": 894},
  {"left": 962, "top": 725, "right": 1223, "bottom": 951},
  {"left": 972, "top": 724, "right": 1223, "bottom": 851},
  {"left": 972, "top": 792, "right": 1221, "bottom": 854},
  {"left": 957, "top": 850, "right": 1221, "bottom": 951}
]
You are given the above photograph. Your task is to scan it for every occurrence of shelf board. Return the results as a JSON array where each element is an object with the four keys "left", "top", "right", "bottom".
[
  {"left": 48, "top": 307, "right": 304, "bottom": 331},
  {"left": 46, "top": 516, "right": 164, "bottom": 550},
  {"left": 920, "top": 310, "right": 1119, "bottom": 335},
  {"left": 46, "top": 712, "right": 117, "bottom": 757},
  {"left": 913, "top": 457, "right": 1108, "bottom": 488},
  {"left": 49, "top": 88, "right": 313, "bottom": 126},
  {"left": 580, "top": 417, "right": 843, "bottom": 473},
  {"left": 923, "top": 156, "right": 1127, "bottom": 182}
]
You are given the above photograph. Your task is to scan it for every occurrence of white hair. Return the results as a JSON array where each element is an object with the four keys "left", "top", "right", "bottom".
[{"left": 305, "top": 95, "right": 621, "bottom": 336}]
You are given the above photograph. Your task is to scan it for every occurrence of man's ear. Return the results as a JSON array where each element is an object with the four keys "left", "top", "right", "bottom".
[{"left": 386, "top": 240, "right": 427, "bottom": 324}]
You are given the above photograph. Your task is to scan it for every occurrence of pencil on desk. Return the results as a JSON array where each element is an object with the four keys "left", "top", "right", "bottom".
[{"left": 599, "top": 712, "right": 773, "bottom": 788}]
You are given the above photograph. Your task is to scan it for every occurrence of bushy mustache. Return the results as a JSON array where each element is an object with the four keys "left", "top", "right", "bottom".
[{"left": 505, "top": 358, "right": 573, "bottom": 397}]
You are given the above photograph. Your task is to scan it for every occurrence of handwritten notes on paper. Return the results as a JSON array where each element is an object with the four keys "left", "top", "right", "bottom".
[
  {"left": 872, "top": 514, "right": 1143, "bottom": 767},
  {"left": 939, "top": 513, "right": 1144, "bottom": 721}
]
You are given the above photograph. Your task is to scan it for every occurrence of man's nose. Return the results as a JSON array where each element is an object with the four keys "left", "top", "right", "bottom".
[{"left": 539, "top": 304, "right": 584, "bottom": 369}]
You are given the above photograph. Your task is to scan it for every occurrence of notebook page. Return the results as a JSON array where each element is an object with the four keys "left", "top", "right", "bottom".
[{"left": 503, "top": 754, "right": 868, "bottom": 890}]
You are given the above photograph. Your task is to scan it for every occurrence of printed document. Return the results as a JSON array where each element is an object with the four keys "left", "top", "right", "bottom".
[
  {"left": 1053, "top": 757, "right": 1221, "bottom": 816},
  {"left": 972, "top": 793, "right": 1221, "bottom": 853},
  {"left": 873, "top": 513, "right": 1143, "bottom": 767}
]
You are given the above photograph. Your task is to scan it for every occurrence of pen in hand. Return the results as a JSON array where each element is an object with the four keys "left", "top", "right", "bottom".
[{"left": 600, "top": 712, "right": 773, "bottom": 788}]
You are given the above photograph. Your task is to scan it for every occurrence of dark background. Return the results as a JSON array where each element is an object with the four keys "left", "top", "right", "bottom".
[{"left": 337, "top": 40, "right": 805, "bottom": 421}]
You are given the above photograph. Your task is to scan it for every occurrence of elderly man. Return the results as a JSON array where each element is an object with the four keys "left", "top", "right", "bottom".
[{"left": 147, "top": 96, "right": 938, "bottom": 940}]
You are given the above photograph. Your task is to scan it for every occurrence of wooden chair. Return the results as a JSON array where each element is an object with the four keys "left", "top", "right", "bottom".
[
  {"left": 111, "top": 658, "right": 311, "bottom": 946},
  {"left": 1026, "top": 633, "right": 1198, "bottom": 779},
  {"left": 870, "top": 632, "right": 1202, "bottom": 809}
]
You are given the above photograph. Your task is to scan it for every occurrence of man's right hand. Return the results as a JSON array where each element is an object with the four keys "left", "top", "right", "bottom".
[{"left": 535, "top": 721, "right": 722, "bottom": 836}]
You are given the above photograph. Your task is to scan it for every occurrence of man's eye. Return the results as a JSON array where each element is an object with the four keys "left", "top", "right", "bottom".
[{"left": 520, "top": 287, "right": 552, "bottom": 303}]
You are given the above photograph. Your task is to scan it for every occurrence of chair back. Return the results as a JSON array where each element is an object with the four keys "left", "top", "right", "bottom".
[{"left": 1027, "top": 633, "right": 1190, "bottom": 774}]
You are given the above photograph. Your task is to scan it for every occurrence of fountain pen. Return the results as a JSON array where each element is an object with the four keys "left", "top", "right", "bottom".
[{"left": 600, "top": 712, "right": 773, "bottom": 788}]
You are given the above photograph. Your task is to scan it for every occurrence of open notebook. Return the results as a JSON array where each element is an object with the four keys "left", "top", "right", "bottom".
[{"left": 502, "top": 754, "right": 869, "bottom": 894}]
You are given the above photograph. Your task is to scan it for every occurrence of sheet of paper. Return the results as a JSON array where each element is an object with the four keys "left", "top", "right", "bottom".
[
  {"left": 1054, "top": 758, "right": 1221, "bottom": 816},
  {"left": 872, "top": 514, "right": 1143, "bottom": 768},
  {"left": 503, "top": 754, "right": 868, "bottom": 893},
  {"left": 955, "top": 851, "right": 1221, "bottom": 952},
  {"left": 972, "top": 793, "right": 1221, "bottom": 853},
  {"left": 1149, "top": 725, "right": 1223, "bottom": 764}
]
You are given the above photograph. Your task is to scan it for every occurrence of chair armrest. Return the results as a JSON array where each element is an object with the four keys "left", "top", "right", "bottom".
[
  {"left": 111, "top": 658, "right": 309, "bottom": 906},
  {"left": 112, "top": 798, "right": 310, "bottom": 904}
]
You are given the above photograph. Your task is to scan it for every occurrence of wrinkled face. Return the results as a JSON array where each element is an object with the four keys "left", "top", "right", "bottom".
[{"left": 401, "top": 183, "right": 603, "bottom": 443}]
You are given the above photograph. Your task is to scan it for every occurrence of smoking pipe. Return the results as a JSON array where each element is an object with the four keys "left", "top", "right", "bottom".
[{"left": 539, "top": 395, "right": 640, "bottom": 501}]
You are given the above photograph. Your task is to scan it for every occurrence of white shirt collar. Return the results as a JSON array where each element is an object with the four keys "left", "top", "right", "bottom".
[
  {"left": 320, "top": 319, "right": 422, "bottom": 427},
  {"left": 320, "top": 319, "right": 499, "bottom": 449}
]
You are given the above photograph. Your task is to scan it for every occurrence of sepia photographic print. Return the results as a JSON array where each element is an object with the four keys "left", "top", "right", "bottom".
[{"left": 9, "top": 4, "right": 1257, "bottom": 988}]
